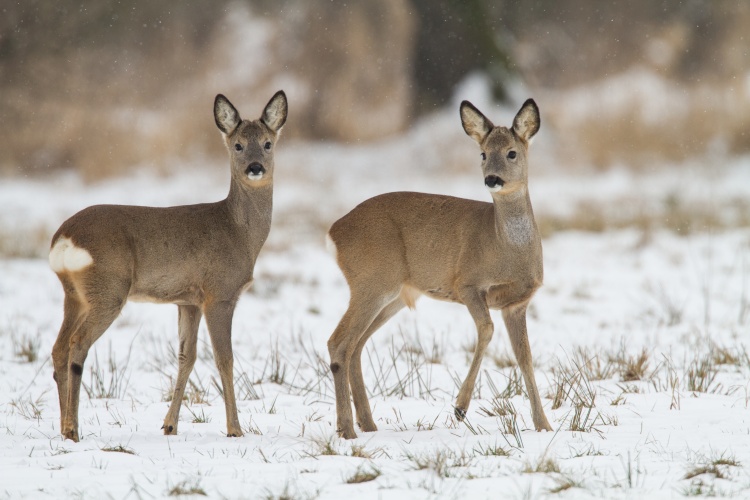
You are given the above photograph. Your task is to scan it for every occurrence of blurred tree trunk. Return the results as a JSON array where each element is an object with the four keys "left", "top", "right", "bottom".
[{"left": 410, "top": 0, "right": 514, "bottom": 112}]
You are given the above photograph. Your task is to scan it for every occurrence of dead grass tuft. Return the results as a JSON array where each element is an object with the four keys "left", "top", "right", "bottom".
[
  {"left": 618, "top": 348, "right": 650, "bottom": 382},
  {"left": 168, "top": 478, "right": 207, "bottom": 497},
  {"left": 522, "top": 455, "right": 561, "bottom": 474},
  {"left": 102, "top": 445, "right": 135, "bottom": 455},
  {"left": 345, "top": 465, "right": 381, "bottom": 484}
]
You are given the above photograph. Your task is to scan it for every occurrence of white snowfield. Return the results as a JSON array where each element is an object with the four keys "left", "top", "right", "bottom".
[{"left": 1, "top": 134, "right": 750, "bottom": 498}]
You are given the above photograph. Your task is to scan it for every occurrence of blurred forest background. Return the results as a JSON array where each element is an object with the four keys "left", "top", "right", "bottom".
[{"left": 1, "top": 0, "right": 749, "bottom": 179}]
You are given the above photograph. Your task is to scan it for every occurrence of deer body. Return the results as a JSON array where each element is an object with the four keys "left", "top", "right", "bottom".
[
  {"left": 327, "top": 99, "right": 552, "bottom": 439},
  {"left": 53, "top": 197, "right": 271, "bottom": 304},
  {"left": 331, "top": 192, "right": 542, "bottom": 304},
  {"left": 50, "top": 91, "right": 287, "bottom": 441}
]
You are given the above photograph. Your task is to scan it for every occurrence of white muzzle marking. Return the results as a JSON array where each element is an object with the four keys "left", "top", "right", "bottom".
[{"left": 49, "top": 237, "right": 94, "bottom": 273}]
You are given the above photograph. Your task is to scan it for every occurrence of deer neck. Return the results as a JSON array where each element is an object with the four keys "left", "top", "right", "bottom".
[
  {"left": 225, "top": 178, "right": 273, "bottom": 237},
  {"left": 491, "top": 187, "right": 538, "bottom": 249}
]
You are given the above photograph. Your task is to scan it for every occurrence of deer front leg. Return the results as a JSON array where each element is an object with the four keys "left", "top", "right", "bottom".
[
  {"left": 204, "top": 300, "right": 243, "bottom": 438},
  {"left": 455, "top": 288, "right": 494, "bottom": 421},
  {"left": 502, "top": 303, "right": 552, "bottom": 431},
  {"left": 162, "top": 305, "right": 202, "bottom": 435}
]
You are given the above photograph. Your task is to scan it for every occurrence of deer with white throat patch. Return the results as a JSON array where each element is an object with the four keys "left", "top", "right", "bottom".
[{"left": 326, "top": 98, "right": 552, "bottom": 439}]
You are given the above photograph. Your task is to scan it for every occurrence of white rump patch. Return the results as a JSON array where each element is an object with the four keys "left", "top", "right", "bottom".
[
  {"left": 325, "top": 233, "right": 338, "bottom": 259},
  {"left": 504, "top": 215, "right": 534, "bottom": 246},
  {"left": 49, "top": 237, "right": 93, "bottom": 273}
]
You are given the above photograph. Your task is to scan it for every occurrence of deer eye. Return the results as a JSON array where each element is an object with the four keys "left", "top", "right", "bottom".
[
  {"left": 264, "top": 141, "right": 272, "bottom": 151},
  {"left": 481, "top": 152, "right": 486, "bottom": 161},
  {"left": 507, "top": 150, "right": 517, "bottom": 159},
  {"left": 234, "top": 143, "right": 243, "bottom": 152}
]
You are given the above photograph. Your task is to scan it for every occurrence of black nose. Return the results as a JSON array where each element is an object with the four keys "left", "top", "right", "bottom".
[
  {"left": 485, "top": 175, "right": 504, "bottom": 188},
  {"left": 246, "top": 162, "right": 266, "bottom": 176}
]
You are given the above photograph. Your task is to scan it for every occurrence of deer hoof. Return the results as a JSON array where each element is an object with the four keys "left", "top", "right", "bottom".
[
  {"left": 535, "top": 420, "right": 553, "bottom": 432},
  {"left": 63, "top": 429, "right": 80, "bottom": 442},
  {"left": 357, "top": 421, "right": 378, "bottom": 433},
  {"left": 226, "top": 429, "right": 244, "bottom": 438},
  {"left": 162, "top": 424, "right": 176, "bottom": 435},
  {"left": 338, "top": 427, "right": 358, "bottom": 440},
  {"left": 454, "top": 407, "right": 467, "bottom": 421}
]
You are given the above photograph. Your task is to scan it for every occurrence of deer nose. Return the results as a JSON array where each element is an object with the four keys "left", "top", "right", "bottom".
[
  {"left": 245, "top": 162, "right": 266, "bottom": 178},
  {"left": 484, "top": 175, "right": 504, "bottom": 189}
]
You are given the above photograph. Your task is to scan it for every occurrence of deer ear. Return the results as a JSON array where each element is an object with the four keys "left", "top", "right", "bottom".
[
  {"left": 460, "top": 101, "right": 494, "bottom": 144},
  {"left": 214, "top": 95, "right": 241, "bottom": 135},
  {"left": 261, "top": 90, "right": 288, "bottom": 133},
  {"left": 512, "top": 99, "right": 540, "bottom": 143}
]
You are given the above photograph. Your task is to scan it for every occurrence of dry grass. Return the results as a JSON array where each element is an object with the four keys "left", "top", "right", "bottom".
[
  {"left": 345, "top": 465, "right": 381, "bottom": 484},
  {"left": 0, "top": 224, "right": 52, "bottom": 259},
  {"left": 548, "top": 70, "right": 750, "bottom": 171},
  {"left": 9, "top": 394, "right": 45, "bottom": 422},
  {"left": 685, "top": 355, "right": 721, "bottom": 393},
  {"left": 617, "top": 348, "right": 651, "bottom": 382},
  {"left": 548, "top": 475, "right": 584, "bottom": 494},
  {"left": 684, "top": 452, "right": 741, "bottom": 481},
  {"left": 522, "top": 455, "right": 561, "bottom": 474},
  {"left": 536, "top": 196, "right": 748, "bottom": 239},
  {"left": 404, "top": 449, "right": 471, "bottom": 478},
  {"left": 83, "top": 343, "right": 133, "bottom": 400},
  {"left": 102, "top": 445, "right": 135, "bottom": 455},
  {"left": 168, "top": 478, "right": 207, "bottom": 497},
  {"left": 11, "top": 328, "right": 41, "bottom": 364}
]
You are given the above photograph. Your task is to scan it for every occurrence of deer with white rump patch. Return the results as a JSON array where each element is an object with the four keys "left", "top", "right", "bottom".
[
  {"left": 326, "top": 98, "right": 552, "bottom": 439},
  {"left": 49, "top": 91, "right": 288, "bottom": 441}
]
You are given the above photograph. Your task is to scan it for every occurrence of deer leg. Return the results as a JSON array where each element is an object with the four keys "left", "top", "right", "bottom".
[
  {"left": 455, "top": 288, "right": 494, "bottom": 421},
  {"left": 162, "top": 305, "right": 202, "bottom": 435},
  {"left": 328, "top": 293, "right": 395, "bottom": 439},
  {"left": 502, "top": 303, "right": 552, "bottom": 431},
  {"left": 63, "top": 295, "right": 125, "bottom": 442},
  {"left": 52, "top": 289, "right": 87, "bottom": 435},
  {"left": 204, "top": 300, "right": 243, "bottom": 437},
  {"left": 348, "top": 298, "right": 406, "bottom": 433}
]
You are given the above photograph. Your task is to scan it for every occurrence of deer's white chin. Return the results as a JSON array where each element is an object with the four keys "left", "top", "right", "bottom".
[
  {"left": 486, "top": 184, "right": 503, "bottom": 193},
  {"left": 246, "top": 173, "right": 264, "bottom": 181}
]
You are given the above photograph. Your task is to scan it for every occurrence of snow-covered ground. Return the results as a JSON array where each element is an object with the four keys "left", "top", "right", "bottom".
[{"left": 1, "top": 105, "right": 750, "bottom": 498}]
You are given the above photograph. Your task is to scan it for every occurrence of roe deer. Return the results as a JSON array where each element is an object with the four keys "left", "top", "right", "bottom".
[
  {"left": 326, "top": 99, "right": 552, "bottom": 439},
  {"left": 49, "top": 91, "right": 288, "bottom": 441}
]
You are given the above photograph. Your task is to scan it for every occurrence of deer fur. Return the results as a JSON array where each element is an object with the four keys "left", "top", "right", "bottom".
[
  {"left": 326, "top": 98, "right": 552, "bottom": 439},
  {"left": 49, "top": 91, "right": 288, "bottom": 441}
]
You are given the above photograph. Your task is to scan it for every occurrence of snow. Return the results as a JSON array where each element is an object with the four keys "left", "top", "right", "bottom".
[{"left": 2, "top": 112, "right": 750, "bottom": 499}]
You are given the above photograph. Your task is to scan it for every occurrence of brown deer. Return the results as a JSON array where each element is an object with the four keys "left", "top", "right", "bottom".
[
  {"left": 326, "top": 98, "right": 552, "bottom": 439},
  {"left": 48, "top": 91, "right": 288, "bottom": 441}
]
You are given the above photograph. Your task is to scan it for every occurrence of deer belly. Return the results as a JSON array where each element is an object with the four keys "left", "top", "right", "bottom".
[{"left": 128, "top": 283, "right": 206, "bottom": 305}]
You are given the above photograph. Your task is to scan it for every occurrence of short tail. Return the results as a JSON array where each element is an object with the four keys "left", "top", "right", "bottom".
[{"left": 325, "top": 232, "right": 337, "bottom": 260}]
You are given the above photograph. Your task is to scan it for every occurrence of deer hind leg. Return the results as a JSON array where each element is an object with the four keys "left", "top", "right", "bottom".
[
  {"left": 162, "top": 305, "right": 202, "bottom": 435},
  {"left": 455, "top": 288, "right": 494, "bottom": 421},
  {"left": 63, "top": 288, "right": 126, "bottom": 442},
  {"left": 328, "top": 289, "right": 399, "bottom": 439},
  {"left": 52, "top": 282, "right": 88, "bottom": 436},
  {"left": 348, "top": 298, "right": 406, "bottom": 433},
  {"left": 203, "top": 299, "right": 243, "bottom": 437},
  {"left": 502, "top": 303, "right": 552, "bottom": 431}
]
